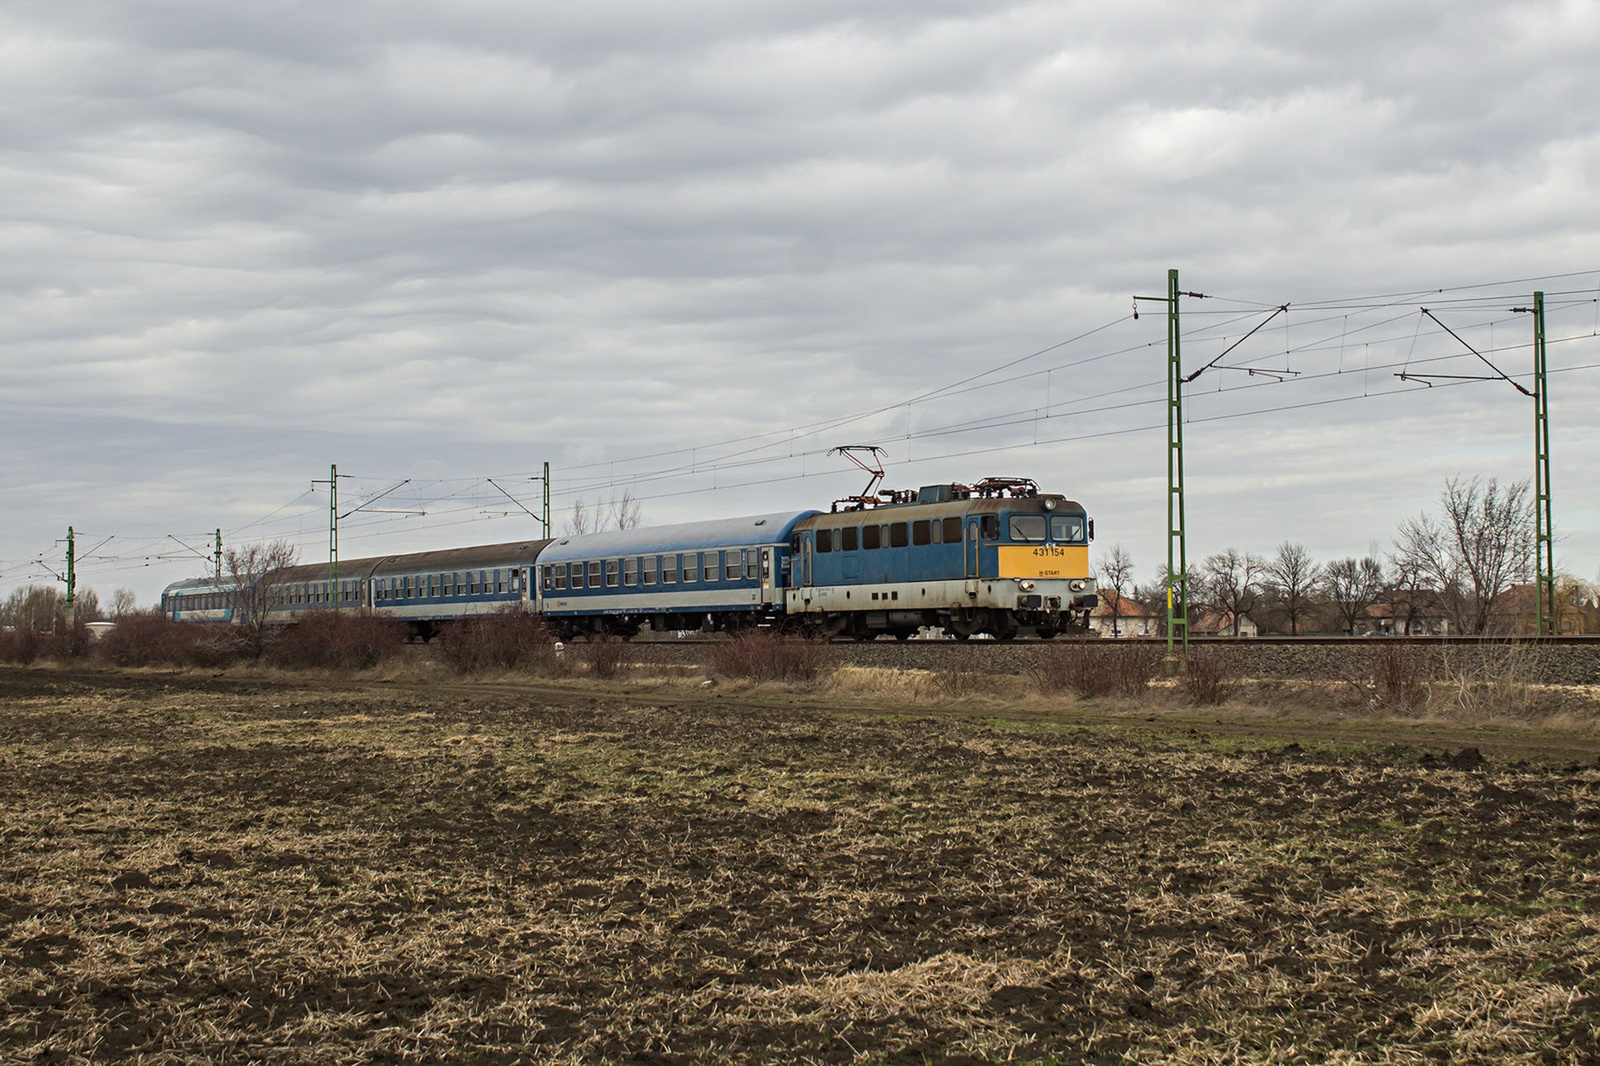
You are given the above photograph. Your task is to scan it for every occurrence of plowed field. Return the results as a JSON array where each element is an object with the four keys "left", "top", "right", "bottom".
[{"left": 3, "top": 667, "right": 1599, "bottom": 1063}]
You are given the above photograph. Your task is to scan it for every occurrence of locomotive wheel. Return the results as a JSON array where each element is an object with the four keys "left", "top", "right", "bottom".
[{"left": 951, "top": 631, "right": 972, "bottom": 642}]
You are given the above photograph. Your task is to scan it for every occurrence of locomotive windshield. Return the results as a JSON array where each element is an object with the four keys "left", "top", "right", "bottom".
[
  {"left": 1050, "top": 515, "right": 1086, "bottom": 543},
  {"left": 1009, "top": 515, "right": 1047, "bottom": 542},
  {"left": 1008, "top": 514, "right": 1086, "bottom": 543}
]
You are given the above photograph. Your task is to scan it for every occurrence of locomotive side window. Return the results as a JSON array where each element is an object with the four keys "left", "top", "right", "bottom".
[
  {"left": 943, "top": 517, "right": 962, "bottom": 543},
  {"left": 862, "top": 525, "right": 881, "bottom": 550},
  {"left": 1010, "top": 515, "right": 1047, "bottom": 542},
  {"left": 815, "top": 529, "right": 833, "bottom": 553},
  {"left": 1050, "top": 516, "right": 1086, "bottom": 543},
  {"left": 889, "top": 523, "right": 909, "bottom": 548},
  {"left": 663, "top": 555, "right": 678, "bottom": 583},
  {"left": 841, "top": 527, "right": 858, "bottom": 551},
  {"left": 912, "top": 520, "right": 931, "bottom": 546}
]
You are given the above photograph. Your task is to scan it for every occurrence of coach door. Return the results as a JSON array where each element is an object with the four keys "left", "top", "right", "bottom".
[{"left": 965, "top": 520, "right": 980, "bottom": 591}]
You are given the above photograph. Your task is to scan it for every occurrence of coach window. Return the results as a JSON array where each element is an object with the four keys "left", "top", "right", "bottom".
[
  {"left": 744, "top": 549, "right": 758, "bottom": 580},
  {"left": 1050, "top": 516, "right": 1086, "bottom": 543},
  {"left": 624, "top": 558, "right": 638, "bottom": 586},
  {"left": 726, "top": 551, "right": 740, "bottom": 580},
  {"left": 555, "top": 565, "right": 568, "bottom": 590},
  {"left": 587, "top": 560, "right": 602, "bottom": 587},
  {"left": 663, "top": 554, "right": 679, "bottom": 583},
  {"left": 841, "top": 526, "right": 858, "bottom": 551},
  {"left": 497, "top": 570, "right": 507, "bottom": 594},
  {"left": 981, "top": 515, "right": 1001, "bottom": 540},
  {"left": 642, "top": 556, "right": 657, "bottom": 584},
  {"left": 706, "top": 551, "right": 723, "bottom": 581},
  {"left": 605, "top": 560, "right": 620, "bottom": 587},
  {"left": 912, "top": 520, "right": 931, "bottom": 546},
  {"left": 570, "top": 564, "right": 584, "bottom": 590},
  {"left": 1010, "top": 515, "right": 1047, "bottom": 542},
  {"left": 890, "top": 523, "right": 909, "bottom": 548},
  {"left": 943, "top": 517, "right": 962, "bottom": 544},
  {"left": 682, "top": 553, "right": 698, "bottom": 582}
]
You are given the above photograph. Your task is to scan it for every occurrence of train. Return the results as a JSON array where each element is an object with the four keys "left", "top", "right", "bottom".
[{"left": 160, "top": 477, "right": 1098, "bottom": 641}]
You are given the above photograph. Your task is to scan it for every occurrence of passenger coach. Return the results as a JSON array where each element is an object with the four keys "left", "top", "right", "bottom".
[{"left": 536, "top": 511, "right": 818, "bottom": 637}]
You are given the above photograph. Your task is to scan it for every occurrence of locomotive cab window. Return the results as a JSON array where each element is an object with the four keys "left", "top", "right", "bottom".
[
  {"left": 1010, "top": 515, "right": 1047, "bottom": 542},
  {"left": 1050, "top": 516, "right": 1086, "bottom": 543},
  {"left": 980, "top": 515, "right": 1001, "bottom": 540}
]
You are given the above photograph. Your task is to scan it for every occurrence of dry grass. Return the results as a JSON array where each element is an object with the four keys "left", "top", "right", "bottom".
[{"left": 4, "top": 666, "right": 1600, "bottom": 1063}]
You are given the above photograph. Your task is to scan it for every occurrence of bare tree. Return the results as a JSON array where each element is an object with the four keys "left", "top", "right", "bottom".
[
  {"left": 565, "top": 498, "right": 593, "bottom": 536},
  {"left": 1393, "top": 476, "right": 1532, "bottom": 634},
  {"left": 608, "top": 490, "right": 644, "bottom": 530},
  {"left": 222, "top": 540, "right": 298, "bottom": 656},
  {"left": 74, "top": 588, "right": 104, "bottom": 622},
  {"left": 1, "top": 585, "right": 65, "bottom": 631},
  {"left": 565, "top": 491, "right": 644, "bottom": 535},
  {"left": 1096, "top": 543, "right": 1135, "bottom": 636},
  {"left": 1198, "top": 548, "right": 1264, "bottom": 636},
  {"left": 1263, "top": 541, "right": 1321, "bottom": 636},
  {"left": 1321, "top": 555, "right": 1385, "bottom": 634},
  {"left": 109, "top": 588, "right": 139, "bottom": 619}
]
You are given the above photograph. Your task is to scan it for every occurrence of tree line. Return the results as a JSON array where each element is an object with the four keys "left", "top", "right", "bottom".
[{"left": 1096, "top": 476, "right": 1596, "bottom": 636}]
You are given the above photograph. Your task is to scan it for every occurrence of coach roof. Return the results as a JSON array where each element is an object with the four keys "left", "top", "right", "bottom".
[{"left": 539, "top": 511, "right": 820, "bottom": 563}]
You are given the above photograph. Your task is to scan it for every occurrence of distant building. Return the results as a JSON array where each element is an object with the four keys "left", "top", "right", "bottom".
[
  {"left": 1089, "top": 591, "right": 1162, "bottom": 637},
  {"left": 1192, "top": 611, "right": 1258, "bottom": 638}
]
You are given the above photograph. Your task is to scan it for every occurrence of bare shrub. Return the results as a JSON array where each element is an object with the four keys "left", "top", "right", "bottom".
[
  {"left": 1436, "top": 642, "right": 1541, "bottom": 719},
  {"left": 1181, "top": 650, "right": 1240, "bottom": 706},
  {"left": 268, "top": 612, "right": 406, "bottom": 670},
  {"left": 702, "top": 629, "right": 837, "bottom": 683},
  {"left": 94, "top": 612, "right": 244, "bottom": 667},
  {"left": 1034, "top": 641, "right": 1164, "bottom": 699},
  {"left": 1350, "top": 641, "right": 1432, "bottom": 712},
  {"left": 579, "top": 635, "right": 628, "bottom": 679},
  {"left": 437, "top": 607, "right": 568, "bottom": 675},
  {"left": 934, "top": 648, "right": 990, "bottom": 696},
  {"left": 0, "top": 626, "right": 52, "bottom": 664}
]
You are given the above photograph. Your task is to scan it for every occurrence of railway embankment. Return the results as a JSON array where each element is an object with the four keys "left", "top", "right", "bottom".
[{"left": 625, "top": 636, "right": 1600, "bottom": 686}]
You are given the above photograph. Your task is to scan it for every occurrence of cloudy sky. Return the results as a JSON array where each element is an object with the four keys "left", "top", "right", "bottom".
[{"left": 4, "top": 0, "right": 1598, "bottom": 606}]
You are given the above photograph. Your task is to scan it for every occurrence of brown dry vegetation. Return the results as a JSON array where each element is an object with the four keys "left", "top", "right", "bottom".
[{"left": 3, "top": 665, "right": 1600, "bottom": 1064}]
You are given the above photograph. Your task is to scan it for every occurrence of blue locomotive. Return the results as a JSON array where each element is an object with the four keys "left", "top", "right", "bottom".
[{"left": 160, "top": 477, "right": 1096, "bottom": 640}]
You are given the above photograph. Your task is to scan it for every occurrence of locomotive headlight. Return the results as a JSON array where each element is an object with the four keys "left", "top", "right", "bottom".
[
  {"left": 1070, "top": 579, "right": 1088, "bottom": 591},
  {"left": 1019, "top": 580, "right": 1035, "bottom": 590},
  {"left": 1042, "top": 498, "right": 1058, "bottom": 511}
]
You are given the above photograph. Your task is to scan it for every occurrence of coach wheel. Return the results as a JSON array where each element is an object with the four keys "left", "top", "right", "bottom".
[
  {"left": 893, "top": 629, "right": 914, "bottom": 641},
  {"left": 951, "top": 631, "right": 972, "bottom": 642}
]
